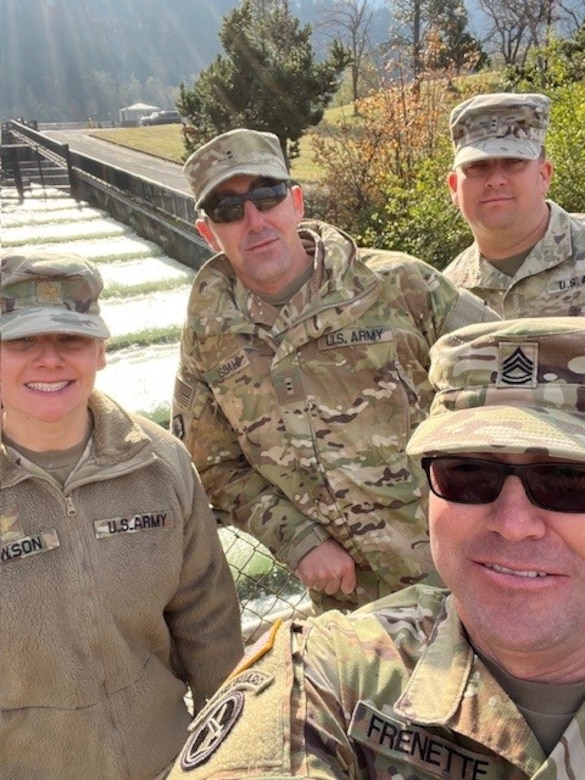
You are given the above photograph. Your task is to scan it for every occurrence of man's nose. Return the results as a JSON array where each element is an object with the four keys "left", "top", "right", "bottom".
[
  {"left": 485, "top": 161, "right": 509, "bottom": 185},
  {"left": 486, "top": 476, "right": 547, "bottom": 541},
  {"left": 243, "top": 199, "right": 267, "bottom": 228}
]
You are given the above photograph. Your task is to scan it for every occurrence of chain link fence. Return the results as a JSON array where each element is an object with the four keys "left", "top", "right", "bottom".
[{"left": 218, "top": 525, "right": 312, "bottom": 645}]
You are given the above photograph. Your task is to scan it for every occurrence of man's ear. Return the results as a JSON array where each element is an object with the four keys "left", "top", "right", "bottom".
[
  {"left": 291, "top": 184, "right": 305, "bottom": 221},
  {"left": 196, "top": 218, "right": 221, "bottom": 252},
  {"left": 447, "top": 170, "right": 459, "bottom": 205},
  {"left": 540, "top": 159, "right": 554, "bottom": 195}
]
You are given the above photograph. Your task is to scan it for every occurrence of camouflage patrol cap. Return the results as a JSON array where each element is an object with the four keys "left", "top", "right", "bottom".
[
  {"left": 449, "top": 92, "right": 551, "bottom": 168},
  {"left": 1, "top": 250, "right": 110, "bottom": 341},
  {"left": 406, "top": 318, "right": 585, "bottom": 460},
  {"left": 183, "top": 128, "right": 290, "bottom": 207}
]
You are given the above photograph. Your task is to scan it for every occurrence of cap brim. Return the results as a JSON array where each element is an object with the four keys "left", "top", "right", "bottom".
[
  {"left": 1, "top": 309, "right": 110, "bottom": 340},
  {"left": 453, "top": 139, "right": 542, "bottom": 168},
  {"left": 406, "top": 405, "right": 585, "bottom": 461}
]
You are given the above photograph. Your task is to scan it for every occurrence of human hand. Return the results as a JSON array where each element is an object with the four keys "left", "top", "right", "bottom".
[{"left": 295, "top": 538, "right": 356, "bottom": 595}]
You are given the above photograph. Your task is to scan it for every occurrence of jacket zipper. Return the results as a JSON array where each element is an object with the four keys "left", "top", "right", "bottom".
[{"left": 65, "top": 495, "right": 77, "bottom": 516}]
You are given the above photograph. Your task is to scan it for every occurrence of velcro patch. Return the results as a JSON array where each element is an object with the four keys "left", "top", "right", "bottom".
[
  {"left": 176, "top": 620, "right": 288, "bottom": 776},
  {"left": 1, "top": 529, "right": 60, "bottom": 563},
  {"left": 273, "top": 368, "right": 306, "bottom": 404},
  {"left": 172, "top": 413, "right": 186, "bottom": 441},
  {"left": 94, "top": 510, "right": 173, "bottom": 539},
  {"left": 220, "top": 669, "right": 274, "bottom": 697},
  {"left": 497, "top": 343, "right": 538, "bottom": 387},
  {"left": 207, "top": 350, "right": 250, "bottom": 384},
  {"left": 349, "top": 702, "right": 504, "bottom": 779},
  {"left": 318, "top": 326, "right": 394, "bottom": 350},
  {"left": 37, "top": 280, "right": 63, "bottom": 304},
  {"left": 553, "top": 273, "right": 585, "bottom": 293},
  {"left": 174, "top": 376, "right": 195, "bottom": 409},
  {"left": 1, "top": 504, "right": 24, "bottom": 542}
]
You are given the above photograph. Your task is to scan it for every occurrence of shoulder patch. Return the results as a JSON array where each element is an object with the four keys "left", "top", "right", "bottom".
[{"left": 180, "top": 691, "right": 244, "bottom": 771}]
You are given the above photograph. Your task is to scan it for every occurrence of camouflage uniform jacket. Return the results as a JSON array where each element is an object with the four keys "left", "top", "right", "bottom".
[
  {"left": 168, "top": 585, "right": 583, "bottom": 779},
  {"left": 173, "top": 221, "right": 498, "bottom": 609},
  {"left": 443, "top": 201, "right": 585, "bottom": 317},
  {"left": 0, "top": 391, "right": 243, "bottom": 780}
]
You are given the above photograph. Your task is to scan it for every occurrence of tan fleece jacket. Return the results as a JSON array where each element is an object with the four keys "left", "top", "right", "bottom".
[{"left": 0, "top": 391, "right": 243, "bottom": 779}]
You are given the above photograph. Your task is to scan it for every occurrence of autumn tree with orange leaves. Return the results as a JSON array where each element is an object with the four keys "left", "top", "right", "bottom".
[{"left": 309, "top": 39, "right": 498, "bottom": 267}]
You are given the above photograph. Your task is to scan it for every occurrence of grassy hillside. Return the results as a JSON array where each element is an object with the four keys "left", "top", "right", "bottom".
[{"left": 89, "top": 111, "right": 355, "bottom": 183}]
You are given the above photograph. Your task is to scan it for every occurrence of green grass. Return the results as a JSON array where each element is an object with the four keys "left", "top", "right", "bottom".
[
  {"left": 89, "top": 114, "right": 346, "bottom": 183},
  {"left": 89, "top": 75, "right": 507, "bottom": 185},
  {"left": 137, "top": 403, "right": 171, "bottom": 428},
  {"left": 91, "top": 124, "right": 185, "bottom": 162},
  {"left": 107, "top": 324, "right": 182, "bottom": 352}
]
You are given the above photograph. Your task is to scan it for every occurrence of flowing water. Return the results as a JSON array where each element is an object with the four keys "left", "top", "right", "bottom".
[
  {"left": 2, "top": 184, "right": 194, "bottom": 421},
  {"left": 1, "top": 184, "right": 309, "bottom": 640}
]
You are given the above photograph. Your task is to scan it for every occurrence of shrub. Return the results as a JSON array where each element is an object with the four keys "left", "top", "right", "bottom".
[{"left": 311, "top": 47, "right": 584, "bottom": 268}]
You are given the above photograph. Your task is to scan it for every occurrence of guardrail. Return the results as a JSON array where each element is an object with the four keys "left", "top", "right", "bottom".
[{"left": 4, "top": 120, "right": 210, "bottom": 270}]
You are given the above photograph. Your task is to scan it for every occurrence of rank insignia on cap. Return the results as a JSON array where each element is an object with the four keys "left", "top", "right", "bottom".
[
  {"left": 180, "top": 692, "right": 244, "bottom": 771},
  {"left": 497, "top": 343, "right": 538, "bottom": 386},
  {"left": 37, "top": 280, "right": 63, "bottom": 304}
]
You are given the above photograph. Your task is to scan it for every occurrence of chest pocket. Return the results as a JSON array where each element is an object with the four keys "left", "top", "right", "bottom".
[{"left": 206, "top": 345, "right": 279, "bottom": 441}]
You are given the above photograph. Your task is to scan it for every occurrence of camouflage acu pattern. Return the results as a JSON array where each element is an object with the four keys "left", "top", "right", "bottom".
[
  {"left": 443, "top": 203, "right": 585, "bottom": 317},
  {"left": 407, "top": 317, "right": 585, "bottom": 460},
  {"left": 169, "top": 584, "right": 582, "bottom": 778},
  {"left": 172, "top": 220, "right": 498, "bottom": 610},
  {"left": 450, "top": 92, "right": 550, "bottom": 168},
  {"left": 1, "top": 250, "right": 110, "bottom": 340},
  {"left": 183, "top": 128, "right": 290, "bottom": 207}
]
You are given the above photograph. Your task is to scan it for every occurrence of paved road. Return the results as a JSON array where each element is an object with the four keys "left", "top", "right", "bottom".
[{"left": 42, "top": 128, "right": 191, "bottom": 195}]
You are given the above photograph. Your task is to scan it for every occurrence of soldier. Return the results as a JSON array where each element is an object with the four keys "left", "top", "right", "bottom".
[
  {"left": 172, "top": 127, "right": 498, "bottom": 613},
  {"left": 168, "top": 317, "right": 585, "bottom": 779},
  {"left": 444, "top": 92, "right": 585, "bottom": 318},
  {"left": 0, "top": 251, "right": 243, "bottom": 780}
]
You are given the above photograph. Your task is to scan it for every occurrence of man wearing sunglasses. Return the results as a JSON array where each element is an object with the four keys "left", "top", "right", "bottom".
[
  {"left": 168, "top": 317, "right": 585, "bottom": 779},
  {"left": 172, "top": 127, "right": 498, "bottom": 612}
]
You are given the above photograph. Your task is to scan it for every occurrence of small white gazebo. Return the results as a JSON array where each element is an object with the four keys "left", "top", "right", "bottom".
[{"left": 118, "top": 102, "right": 161, "bottom": 126}]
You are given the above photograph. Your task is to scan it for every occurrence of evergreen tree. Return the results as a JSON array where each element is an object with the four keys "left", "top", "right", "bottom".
[{"left": 177, "top": 0, "right": 350, "bottom": 161}]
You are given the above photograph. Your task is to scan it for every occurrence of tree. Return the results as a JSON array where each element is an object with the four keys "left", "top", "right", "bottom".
[
  {"left": 316, "top": 0, "right": 376, "bottom": 113},
  {"left": 177, "top": 0, "right": 350, "bottom": 161},
  {"left": 474, "top": 0, "right": 583, "bottom": 65},
  {"left": 426, "top": 3, "right": 488, "bottom": 73},
  {"left": 505, "top": 22, "right": 585, "bottom": 87},
  {"left": 386, "top": 0, "right": 484, "bottom": 78}
]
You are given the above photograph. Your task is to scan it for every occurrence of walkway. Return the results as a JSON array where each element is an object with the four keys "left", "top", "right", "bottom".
[{"left": 42, "top": 128, "right": 191, "bottom": 195}]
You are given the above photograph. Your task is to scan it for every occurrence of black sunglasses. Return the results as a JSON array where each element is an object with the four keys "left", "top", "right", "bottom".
[
  {"left": 421, "top": 456, "right": 585, "bottom": 513},
  {"left": 202, "top": 181, "right": 290, "bottom": 224}
]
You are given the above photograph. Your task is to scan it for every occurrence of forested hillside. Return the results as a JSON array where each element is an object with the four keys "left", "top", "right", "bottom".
[
  {"left": 2, "top": 0, "right": 581, "bottom": 123},
  {"left": 0, "top": 0, "right": 390, "bottom": 122},
  {"left": 1, "top": 0, "right": 234, "bottom": 121}
]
